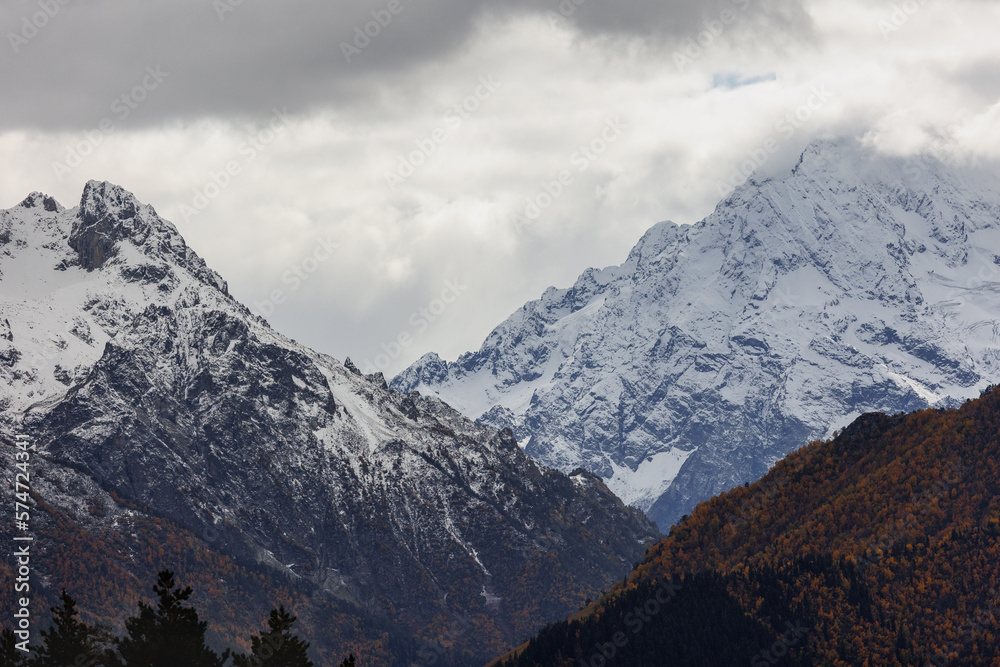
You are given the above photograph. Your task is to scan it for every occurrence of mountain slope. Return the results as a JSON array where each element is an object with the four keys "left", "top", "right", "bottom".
[
  {"left": 394, "top": 139, "right": 1000, "bottom": 529},
  {"left": 0, "top": 182, "right": 657, "bottom": 665},
  {"left": 495, "top": 387, "right": 1000, "bottom": 666}
]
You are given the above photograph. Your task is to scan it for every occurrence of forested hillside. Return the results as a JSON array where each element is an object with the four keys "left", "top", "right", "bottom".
[{"left": 497, "top": 387, "right": 1000, "bottom": 666}]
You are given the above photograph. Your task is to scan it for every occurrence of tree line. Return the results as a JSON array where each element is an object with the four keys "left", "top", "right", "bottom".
[{"left": 0, "top": 570, "right": 357, "bottom": 667}]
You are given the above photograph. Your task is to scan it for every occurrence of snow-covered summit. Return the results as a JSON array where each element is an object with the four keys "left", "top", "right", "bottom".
[
  {"left": 0, "top": 182, "right": 656, "bottom": 659},
  {"left": 394, "top": 138, "right": 1000, "bottom": 529},
  {"left": 18, "top": 191, "right": 62, "bottom": 212},
  {"left": 0, "top": 181, "right": 233, "bottom": 420},
  {"left": 72, "top": 180, "right": 228, "bottom": 291}
]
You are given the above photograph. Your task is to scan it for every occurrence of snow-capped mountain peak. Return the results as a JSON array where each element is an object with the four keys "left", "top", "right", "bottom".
[
  {"left": 0, "top": 182, "right": 657, "bottom": 661},
  {"left": 72, "top": 179, "right": 228, "bottom": 291},
  {"left": 394, "top": 138, "right": 1000, "bottom": 529},
  {"left": 18, "top": 191, "right": 62, "bottom": 213},
  {"left": 0, "top": 182, "right": 233, "bottom": 419}
]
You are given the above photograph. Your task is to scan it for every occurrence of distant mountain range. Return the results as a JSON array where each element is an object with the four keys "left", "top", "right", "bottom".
[
  {"left": 395, "top": 139, "right": 1000, "bottom": 529},
  {"left": 0, "top": 182, "right": 657, "bottom": 666},
  {"left": 495, "top": 386, "right": 1000, "bottom": 665}
]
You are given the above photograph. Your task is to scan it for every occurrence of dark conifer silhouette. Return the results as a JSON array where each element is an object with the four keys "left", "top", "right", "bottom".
[
  {"left": 117, "top": 570, "right": 228, "bottom": 667},
  {"left": 32, "top": 591, "right": 118, "bottom": 667},
  {"left": 0, "top": 572, "right": 344, "bottom": 666},
  {"left": 232, "top": 606, "right": 313, "bottom": 667},
  {"left": 0, "top": 629, "right": 27, "bottom": 667}
]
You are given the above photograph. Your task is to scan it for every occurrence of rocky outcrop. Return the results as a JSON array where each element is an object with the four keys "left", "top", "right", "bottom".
[{"left": 66, "top": 180, "right": 229, "bottom": 296}]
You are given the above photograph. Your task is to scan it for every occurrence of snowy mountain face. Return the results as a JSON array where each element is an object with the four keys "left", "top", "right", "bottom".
[
  {"left": 0, "top": 185, "right": 228, "bottom": 422},
  {"left": 394, "top": 140, "right": 1000, "bottom": 530},
  {"left": 0, "top": 182, "right": 657, "bottom": 663}
]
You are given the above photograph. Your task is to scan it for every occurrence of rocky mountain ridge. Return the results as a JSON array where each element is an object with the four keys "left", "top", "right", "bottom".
[{"left": 0, "top": 181, "right": 657, "bottom": 665}]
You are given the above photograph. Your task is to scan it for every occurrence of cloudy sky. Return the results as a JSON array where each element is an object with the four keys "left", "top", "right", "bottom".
[{"left": 2, "top": 0, "right": 998, "bottom": 375}]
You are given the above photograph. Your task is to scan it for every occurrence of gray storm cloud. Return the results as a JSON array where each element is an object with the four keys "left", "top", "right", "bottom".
[{"left": 0, "top": 0, "right": 811, "bottom": 131}]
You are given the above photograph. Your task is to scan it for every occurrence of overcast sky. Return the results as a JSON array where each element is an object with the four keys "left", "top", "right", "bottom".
[{"left": 2, "top": 0, "right": 999, "bottom": 375}]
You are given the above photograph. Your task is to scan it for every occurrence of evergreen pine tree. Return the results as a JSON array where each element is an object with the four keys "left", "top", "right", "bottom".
[
  {"left": 33, "top": 591, "right": 114, "bottom": 667},
  {"left": 232, "top": 607, "right": 312, "bottom": 667},
  {"left": 117, "top": 570, "right": 228, "bottom": 667},
  {"left": 339, "top": 655, "right": 356, "bottom": 667},
  {"left": 0, "top": 629, "right": 27, "bottom": 667}
]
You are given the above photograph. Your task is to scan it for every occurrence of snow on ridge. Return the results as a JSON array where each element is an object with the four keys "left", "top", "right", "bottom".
[
  {"left": 605, "top": 448, "right": 697, "bottom": 510},
  {"left": 879, "top": 364, "right": 944, "bottom": 404}
]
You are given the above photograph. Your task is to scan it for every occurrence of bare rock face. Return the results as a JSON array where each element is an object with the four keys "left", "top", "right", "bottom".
[
  {"left": 19, "top": 192, "right": 60, "bottom": 213},
  {"left": 394, "top": 139, "right": 1000, "bottom": 530},
  {"left": 64, "top": 180, "right": 229, "bottom": 295},
  {"left": 69, "top": 181, "right": 143, "bottom": 270}
]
